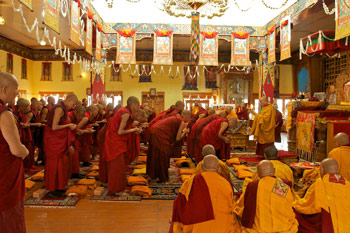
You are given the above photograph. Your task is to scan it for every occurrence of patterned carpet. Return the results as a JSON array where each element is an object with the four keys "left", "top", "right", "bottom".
[
  {"left": 90, "top": 189, "right": 142, "bottom": 202},
  {"left": 25, "top": 192, "right": 80, "bottom": 208}
]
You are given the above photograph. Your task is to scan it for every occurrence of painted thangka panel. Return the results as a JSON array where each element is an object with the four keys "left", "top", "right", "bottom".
[
  {"left": 86, "top": 18, "right": 92, "bottom": 55},
  {"left": 70, "top": 0, "right": 80, "bottom": 46},
  {"left": 335, "top": 0, "right": 350, "bottom": 40},
  {"left": 296, "top": 112, "right": 318, "bottom": 160},
  {"left": 231, "top": 33, "right": 250, "bottom": 66},
  {"left": 44, "top": 0, "right": 60, "bottom": 33},
  {"left": 20, "top": 0, "right": 32, "bottom": 10},
  {"left": 268, "top": 25, "right": 276, "bottom": 64},
  {"left": 116, "top": 30, "right": 136, "bottom": 64},
  {"left": 263, "top": 65, "right": 274, "bottom": 103},
  {"left": 280, "top": 16, "right": 291, "bottom": 61},
  {"left": 95, "top": 29, "right": 102, "bottom": 62},
  {"left": 199, "top": 32, "right": 218, "bottom": 66},
  {"left": 153, "top": 31, "right": 173, "bottom": 65}
]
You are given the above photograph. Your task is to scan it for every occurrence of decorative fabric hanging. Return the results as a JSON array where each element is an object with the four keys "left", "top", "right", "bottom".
[
  {"left": 86, "top": 9, "right": 93, "bottom": 55},
  {"left": 335, "top": 0, "right": 350, "bottom": 40},
  {"left": 263, "top": 65, "right": 274, "bottom": 103},
  {"left": 153, "top": 30, "right": 173, "bottom": 65},
  {"left": 204, "top": 66, "right": 218, "bottom": 89},
  {"left": 116, "top": 29, "right": 136, "bottom": 64},
  {"left": 182, "top": 66, "right": 198, "bottom": 90},
  {"left": 231, "top": 32, "right": 250, "bottom": 66},
  {"left": 70, "top": 0, "right": 80, "bottom": 46},
  {"left": 267, "top": 25, "right": 276, "bottom": 64},
  {"left": 139, "top": 64, "right": 152, "bottom": 82},
  {"left": 19, "top": 0, "right": 32, "bottom": 10},
  {"left": 190, "top": 12, "right": 200, "bottom": 65},
  {"left": 199, "top": 32, "right": 218, "bottom": 66},
  {"left": 91, "top": 72, "right": 105, "bottom": 104},
  {"left": 95, "top": 24, "right": 102, "bottom": 62},
  {"left": 44, "top": 0, "right": 60, "bottom": 33},
  {"left": 280, "top": 16, "right": 291, "bottom": 61}
]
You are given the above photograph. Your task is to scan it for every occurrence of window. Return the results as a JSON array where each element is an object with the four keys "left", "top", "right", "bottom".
[
  {"left": 111, "top": 64, "right": 121, "bottom": 81},
  {"left": 62, "top": 62, "right": 73, "bottom": 81},
  {"left": 254, "top": 99, "right": 259, "bottom": 113},
  {"left": 21, "top": 59, "right": 27, "bottom": 79},
  {"left": 106, "top": 95, "right": 122, "bottom": 107},
  {"left": 182, "top": 66, "right": 198, "bottom": 90},
  {"left": 6, "top": 53, "right": 13, "bottom": 74},
  {"left": 322, "top": 51, "right": 350, "bottom": 91},
  {"left": 41, "top": 62, "right": 52, "bottom": 81}
]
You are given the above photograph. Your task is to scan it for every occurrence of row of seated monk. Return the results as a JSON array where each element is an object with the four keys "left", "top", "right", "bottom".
[{"left": 170, "top": 143, "right": 350, "bottom": 233}]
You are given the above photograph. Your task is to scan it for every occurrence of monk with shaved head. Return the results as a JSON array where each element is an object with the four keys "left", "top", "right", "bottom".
[
  {"left": 171, "top": 154, "right": 240, "bottom": 232},
  {"left": 294, "top": 158, "right": 350, "bottom": 232},
  {"left": 44, "top": 93, "right": 78, "bottom": 197},
  {"left": 0, "top": 72, "right": 28, "bottom": 232},
  {"left": 250, "top": 96, "right": 276, "bottom": 156},
  {"left": 328, "top": 132, "right": 350, "bottom": 180},
  {"left": 238, "top": 160, "right": 298, "bottom": 232}
]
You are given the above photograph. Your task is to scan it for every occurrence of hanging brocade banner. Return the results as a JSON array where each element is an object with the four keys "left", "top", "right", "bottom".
[
  {"left": 190, "top": 12, "right": 200, "bottom": 65},
  {"left": 280, "top": 16, "right": 291, "bottom": 61},
  {"left": 86, "top": 10, "right": 93, "bottom": 55},
  {"left": 199, "top": 32, "right": 218, "bottom": 66},
  {"left": 267, "top": 25, "right": 276, "bottom": 64},
  {"left": 116, "top": 30, "right": 136, "bottom": 64},
  {"left": 263, "top": 64, "right": 275, "bottom": 103},
  {"left": 70, "top": 0, "right": 80, "bottom": 46},
  {"left": 44, "top": 0, "right": 60, "bottom": 33},
  {"left": 231, "top": 32, "right": 250, "bottom": 66},
  {"left": 20, "top": 0, "right": 32, "bottom": 10},
  {"left": 95, "top": 25, "right": 102, "bottom": 62},
  {"left": 335, "top": 0, "right": 350, "bottom": 40},
  {"left": 153, "top": 30, "right": 173, "bottom": 65}
]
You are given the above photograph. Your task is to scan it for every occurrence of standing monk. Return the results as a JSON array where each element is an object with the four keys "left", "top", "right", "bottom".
[
  {"left": 328, "top": 132, "right": 350, "bottom": 181},
  {"left": 44, "top": 94, "right": 78, "bottom": 197},
  {"left": 250, "top": 96, "right": 276, "bottom": 157},
  {"left": 104, "top": 96, "right": 142, "bottom": 195},
  {"left": 0, "top": 72, "right": 29, "bottom": 233},
  {"left": 274, "top": 104, "right": 283, "bottom": 143},
  {"left": 147, "top": 110, "right": 191, "bottom": 182},
  {"left": 199, "top": 116, "right": 237, "bottom": 161}
]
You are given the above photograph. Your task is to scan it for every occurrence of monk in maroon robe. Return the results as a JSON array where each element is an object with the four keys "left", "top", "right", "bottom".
[
  {"left": 0, "top": 72, "right": 29, "bottom": 233},
  {"left": 199, "top": 116, "right": 237, "bottom": 160},
  {"left": 188, "top": 113, "right": 221, "bottom": 163},
  {"left": 104, "top": 97, "right": 141, "bottom": 195},
  {"left": 274, "top": 104, "right": 283, "bottom": 143},
  {"left": 44, "top": 94, "right": 78, "bottom": 197},
  {"left": 28, "top": 100, "right": 45, "bottom": 166},
  {"left": 187, "top": 102, "right": 208, "bottom": 132},
  {"left": 147, "top": 110, "right": 191, "bottom": 182},
  {"left": 237, "top": 102, "right": 249, "bottom": 120}
]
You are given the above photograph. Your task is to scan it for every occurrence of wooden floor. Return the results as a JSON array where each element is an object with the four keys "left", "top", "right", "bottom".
[{"left": 25, "top": 199, "right": 173, "bottom": 233}]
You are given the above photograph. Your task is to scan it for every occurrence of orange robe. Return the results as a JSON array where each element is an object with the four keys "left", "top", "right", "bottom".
[
  {"left": 147, "top": 115, "right": 183, "bottom": 182},
  {"left": 199, "top": 118, "right": 230, "bottom": 160},
  {"left": 44, "top": 102, "right": 74, "bottom": 191},
  {"left": 104, "top": 107, "right": 133, "bottom": 193},
  {"left": 227, "top": 109, "right": 238, "bottom": 119},
  {"left": 0, "top": 103, "right": 26, "bottom": 233},
  {"left": 328, "top": 146, "right": 350, "bottom": 181}
]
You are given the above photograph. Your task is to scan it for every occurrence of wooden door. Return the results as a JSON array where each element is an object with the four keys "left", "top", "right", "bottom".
[{"left": 141, "top": 92, "right": 165, "bottom": 115}]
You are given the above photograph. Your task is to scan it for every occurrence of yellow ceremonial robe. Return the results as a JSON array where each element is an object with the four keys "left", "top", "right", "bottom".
[
  {"left": 250, "top": 104, "right": 276, "bottom": 144},
  {"left": 238, "top": 176, "right": 298, "bottom": 233},
  {"left": 251, "top": 160, "right": 294, "bottom": 185},
  {"left": 194, "top": 160, "right": 232, "bottom": 183},
  {"left": 227, "top": 110, "right": 238, "bottom": 119},
  {"left": 328, "top": 146, "right": 350, "bottom": 181},
  {"left": 174, "top": 171, "right": 240, "bottom": 233},
  {"left": 294, "top": 174, "right": 350, "bottom": 233}
]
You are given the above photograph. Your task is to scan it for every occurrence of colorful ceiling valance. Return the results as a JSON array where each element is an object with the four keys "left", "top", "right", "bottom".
[
  {"left": 199, "top": 31, "right": 218, "bottom": 66},
  {"left": 230, "top": 32, "right": 250, "bottom": 66}
]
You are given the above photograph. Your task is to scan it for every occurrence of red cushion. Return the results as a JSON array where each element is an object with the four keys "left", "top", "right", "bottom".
[{"left": 278, "top": 150, "right": 298, "bottom": 158}]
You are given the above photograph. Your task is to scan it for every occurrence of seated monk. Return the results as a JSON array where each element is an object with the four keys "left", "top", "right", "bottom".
[
  {"left": 170, "top": 155, "right": 240, "bottom": 233},
  {"left": 236, "top": 102, "right": 249, "bottom": 121},
  {"left": 225, "top": 106, "right": 238, "bottom": 119},
  {"left": 147, "top": 110, "right": 191, "bottom": 182},
  {"left": 294, "top": 158, "right": 350, "bottom": 233},
  {"left": 250, "top": 96, "right": 276, "bottom": 157},
  {"left": 194, "top": 144, "right": 232, "bottom": 184},
  {"left": 199, "top": 116, "right": 237, "bottom": 160},
  {"left": 328, "top": 132, "right": 350, "bottom": 181},
  {"left": 238, "top": 160, "right": 298, "bottom": 233},
  {"left": 0, "top": 72, "right": 29, "bottom": 233}
]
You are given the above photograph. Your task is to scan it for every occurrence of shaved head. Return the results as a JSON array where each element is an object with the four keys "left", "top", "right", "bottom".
[
  {"left": 181, "top": 109, "right": 191, "bottom": 123},
  {"left": 127, "top": 96, "right": 140, "bottom": 106},
  {"left": 202, "top": 155, "right": 219, "bottom": 171},
  {"left": 47, "top": 96, "right": 55, "bottom": 105},
  {"left": 17, "top": 98, "right": 30, "bottom": 107},
  {"left": 86, "top": 105, "right": 98, "bottom": 112},
  {"left": 207, "top": 108, "right": 215, "bottom": 115},
  {"left": 228, "top": 116, "right": 237, "bottom": 129},
  {"left": 0, "top": 72, "right": 18, "bottom": 105},
  {"left": 257, "top": 160, "right": 275, "bottom": 178},
  {"left": 0, "top": 72, "right": 18, "bottom": 88},
  {"left": 260, "top": 96, "right": 268, "bottom": 106},
  {"left": 320, "top": 158, "right": 339, "bottom": 176},
  {"left": 264, "top": 145, "right": 278, "bottom": 160},
  {"left": 66, "top": 94, "right": 78, "bottom": 101},
  {"left": 175, "top": 101, "right": 185, "bottom": 112},
  {"left": 334, "top": 132, "right": 349, "bottom": 147},
  {"left": 219, "top": 111, "right": 227, "bottom": 118},
  {"left": 134, "top": 110, "right": 147, "bottom": 123},
  {"left": 75, "top": 105, "right": 86, "bottom": 114},
  {"left": 202, "top": 144, "right": 215, "bottom": 156},
  {"left": 107, "top": 103, "right": 114, "bottom": 111}
]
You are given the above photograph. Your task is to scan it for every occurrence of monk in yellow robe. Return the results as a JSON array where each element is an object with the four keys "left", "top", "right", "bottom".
[
  {"left": 250, "top": 96, "right": 276, "bottom": 156},
  {"left": 237, "top": 160, "right": 298, "bottom": 233},
  {"left": 171, "top": 155, "right": 240, "bottom": 233},
  {"left": 225, "top": 106, "right": 238, "bottom": 119},
  {"left": 328, "top": 132, "right": 350, "bottom": 181},
  {"left": 193, "top": 144, "right": 232, "bottom": 184},
  {"left": 294, "top": 158, "right": 350, "bottom": 233}
]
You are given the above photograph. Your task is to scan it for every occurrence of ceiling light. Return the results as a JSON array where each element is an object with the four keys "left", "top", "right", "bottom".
[
  {"left": 0, "top": 16, "right": 5, "bottom": 25},
  {"left": 40, "top": 40, "right": 46, "bottom": 46}
]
